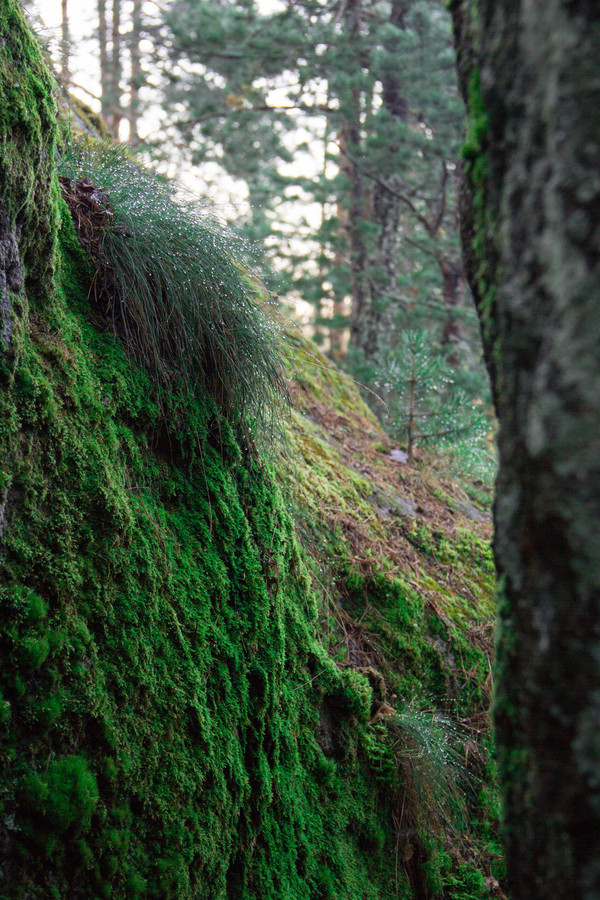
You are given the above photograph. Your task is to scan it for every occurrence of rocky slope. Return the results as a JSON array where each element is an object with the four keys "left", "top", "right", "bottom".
[{"left": 0, "top": 3, "right": 502, "bottom": 897}]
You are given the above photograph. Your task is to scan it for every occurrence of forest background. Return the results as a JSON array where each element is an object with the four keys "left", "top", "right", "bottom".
[{"left": 26, "top": 0, "right": 495, "bottom": 477}]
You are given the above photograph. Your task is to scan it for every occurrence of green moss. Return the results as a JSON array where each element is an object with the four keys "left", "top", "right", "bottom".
[
  {"left": 0, "top": 0, "right": 60, "bottom": 294},
  {"left": 22, "top": 755, "right": 99, "bottom": 834},
  {"left": 461, "top": 70, "right": 489, "bottom": 164},
  {"left": 460, "top": 66, "right": 500, "bottom": 369},
  {"left": 0, "top": 4, "right": 503, "bottom": 897},
  {"left": 0, "top": 209, "right": 404, "bottom": 897},
  {"left": 285, "top": 332, "right": 380, "bottom": 426},
  {"left": 279, "top": 327, "right": 502, "bottom": 894},
  {"left": 0, "top": 11, "right": 407, "bottom": 895}
]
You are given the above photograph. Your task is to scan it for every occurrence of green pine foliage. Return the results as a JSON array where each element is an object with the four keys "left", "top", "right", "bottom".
[
  {"left": 153, "top": 0, "right": 496, "bottom": 484},
  {"left": 377, "top": 330, "right": 494, "bottom": 479},
  {"left": 157, "top": 0, "right": 482, "bottom": 383},
  {"left": 160, "top": 0, "right": 298, "bottom": 250}
]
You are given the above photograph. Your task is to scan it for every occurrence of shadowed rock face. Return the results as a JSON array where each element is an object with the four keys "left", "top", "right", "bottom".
[{"left": 0, "top": 199, "right": 22, "bottom": 346}]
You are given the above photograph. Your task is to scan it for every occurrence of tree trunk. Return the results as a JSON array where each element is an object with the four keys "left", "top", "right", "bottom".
[
  {"left": 347, "top": 0, "right": 408, "bottom": 363},
  {"left": 451, "top": 1, "right": 600, "bottom": 897},
  {"left": 438, "top": 253, "right": 464, "bottom": 365},
  {"left": 339, "top": 0, "right": 370, "bottom": 357},
  {"left": 129, "top": 0, "right": 142, "bottom": 144},
  {"left": 110, "top": 0, "right": 122, "bottom": 136},
  {"left": 98, "top": 0, "right": 111, "bottom": 126},
  {"left": 60, "top": 0, "right": 70, "bottom": 86},
  {"left": 98, "top": 0, "right": 122, "bottom": 137}
]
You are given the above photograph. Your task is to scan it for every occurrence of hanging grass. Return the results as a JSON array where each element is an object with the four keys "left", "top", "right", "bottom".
[
  {"left": 388, "top": 705, "right": 474, "bottom": 896},
  {"left": 58, "top": 140, "right": 286, "bottom": 435},
  {"left": 364, "top": 696, "right": 475, "bottom": 896},
  {"left": 391, "top": 706, "right": 469, "bottom": 836}
]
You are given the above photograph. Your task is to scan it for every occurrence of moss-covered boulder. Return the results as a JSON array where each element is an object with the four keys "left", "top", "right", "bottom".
[{"left": 0, "top": 3, "right": 502, "bottom": 898}]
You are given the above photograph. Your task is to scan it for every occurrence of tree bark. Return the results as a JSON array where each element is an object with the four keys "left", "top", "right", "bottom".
[
  {"left": 451, "top": 1, "right": 600, "bottom": 896},
  {"left": 110, "top": 0, "right": 122, "bottom": 136},
  {"left": 438, "top": 252, "right": 464, "bottom": 365},
  {"left": 60, "top": 0, "right": 70, "bottom": 86},
  {"left": 129, "top": 0, "right": 142, "bottom": 145},
  {"left": 340, "top": 0, "right": 370, "bottom": 357},
  {"left": 98, "top": 0, "right": 110, "bottom": 125},
  {"left": 346, "top": 0, "right": 408, "bottom": 363},
  {"left": 98, "top": 0, "right": 122, "bottom": 137}
]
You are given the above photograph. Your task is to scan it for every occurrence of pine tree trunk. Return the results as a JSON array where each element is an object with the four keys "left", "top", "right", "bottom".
[
  {"left": 60, "top": 0, "right": 70, "bottom": 86},
  {"left": 98, "top": 0, "right": 111, "bottom": 126},
  {"left": 339, "top": 0, "right": 370, "bottom": 356},
  {"left": 438, "top": 253, "right": 463, "bottom": 365},
  {"left": 129, "top": 0, "right": 142, "bottom": 144},
  {"left": 98, "top": 0, "right": 122, "bottom": 137},
  {"left": 110, "top": 0, "right": 122, "bottom": 136},
  {"left": 368, "top": 0, "right": 409, "bottom": 352},
  {"left": 346, "top": 0, "right": 410, "bottom": 364},
  {"left": 452, "top": 1, "right": 600, "bottom": 896}
]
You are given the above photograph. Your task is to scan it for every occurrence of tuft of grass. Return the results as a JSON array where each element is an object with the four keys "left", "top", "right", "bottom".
[
  {"left": 58, "top": 139, "right": 286, "bottom": 437},
  {"left": 365, "top": 700, "right": 475, "bottom": 896},
  {"left": 386, "top": 705, "right": 474, "bottom": 897},
  {"left": 390, "top": 706, "right": 470, "bottom": 838}
]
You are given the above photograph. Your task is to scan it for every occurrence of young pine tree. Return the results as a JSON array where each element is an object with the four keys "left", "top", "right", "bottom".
[{"left": 379, "top": 331, "right": 491, "bottom": 474}]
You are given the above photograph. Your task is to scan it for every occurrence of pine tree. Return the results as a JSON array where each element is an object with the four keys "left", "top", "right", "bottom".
[
  {"left": 158, "top": 0, "right": 487, "bottom": 406},
  {"left": 378, "top": 330, "right": 490, "bottom": 471}
]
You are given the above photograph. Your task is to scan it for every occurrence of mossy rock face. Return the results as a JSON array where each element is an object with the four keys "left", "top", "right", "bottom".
[
  {"left": 0, "top": 5, "right": 400, "bottom": 898},
  {"left": 280, "top": 319, "right": 503, "bottom": 892},
  {"left": 0, "top": 197, "right": 397, "bottom": 899},
  {"left": 0, "top": 2, "right": 502, "bottom": 898},
  {"left": 0, "top": 0, "right": 59, "bottom": 296}
]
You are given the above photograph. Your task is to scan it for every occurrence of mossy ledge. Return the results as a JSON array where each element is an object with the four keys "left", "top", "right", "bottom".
[{"left": 0, "top": 3, "right": 501, "bottom": 898}]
